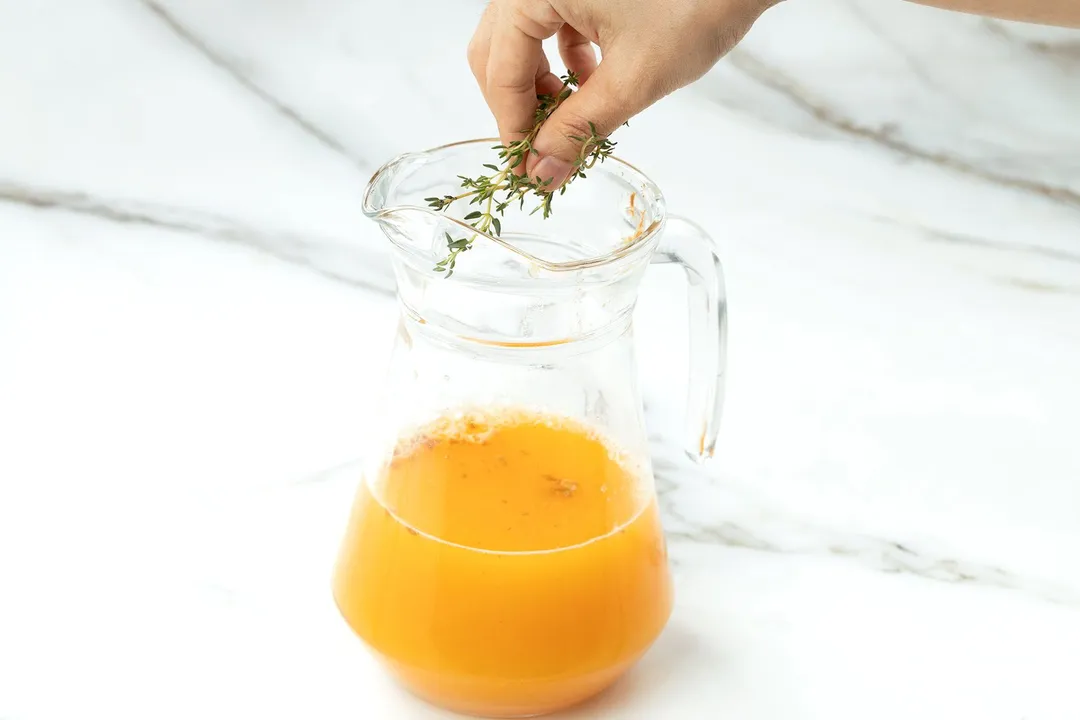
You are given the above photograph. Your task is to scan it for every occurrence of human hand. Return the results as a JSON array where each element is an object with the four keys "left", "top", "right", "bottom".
[{"left": 467, "top": 0, "right": 780, "bottom": 187}]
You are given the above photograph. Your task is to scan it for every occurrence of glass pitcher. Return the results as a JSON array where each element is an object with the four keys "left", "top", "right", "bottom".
[{"left": 333, "top": 139, "right": 727, "bottom": 718}]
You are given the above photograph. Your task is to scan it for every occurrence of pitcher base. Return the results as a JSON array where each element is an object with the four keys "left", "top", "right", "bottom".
[{"left": 384, "top": 655, "right": 639, "bottom": 718}]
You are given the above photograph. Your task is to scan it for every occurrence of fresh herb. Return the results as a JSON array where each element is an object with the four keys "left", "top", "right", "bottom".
[{"left": 424, "top": 72, "right": 618, "bottom": 277}]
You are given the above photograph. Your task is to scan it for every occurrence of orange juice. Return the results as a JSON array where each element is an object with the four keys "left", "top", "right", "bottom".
[{"left": 333, "top": 410, "right": 672, "bottom": 717}]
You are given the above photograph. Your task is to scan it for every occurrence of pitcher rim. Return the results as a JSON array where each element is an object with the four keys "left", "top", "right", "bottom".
[{"left": 363, "top": 138, "right": 666, "bottom": 280}]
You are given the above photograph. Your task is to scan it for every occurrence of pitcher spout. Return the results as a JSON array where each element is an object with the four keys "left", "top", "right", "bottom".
[
  {"left": 362, "top": 150, "right": 428, "bottom": 218},
  {"left": 362, "top": 139, "right": 666, "bottom": 280}
]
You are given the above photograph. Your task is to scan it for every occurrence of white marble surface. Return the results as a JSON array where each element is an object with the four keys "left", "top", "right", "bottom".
[{"left": 1, "top": 0, "right": 1079, "bottom": 718}]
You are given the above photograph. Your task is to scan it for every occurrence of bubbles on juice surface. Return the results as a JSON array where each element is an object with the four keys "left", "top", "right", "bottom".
[{"left": 376, "top": 407, "right": 652, "bottom": 553}]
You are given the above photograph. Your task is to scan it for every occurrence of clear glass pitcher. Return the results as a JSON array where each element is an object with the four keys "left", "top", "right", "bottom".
[{"left": 333, "top": 139, "right": 727, "bottom": 718}]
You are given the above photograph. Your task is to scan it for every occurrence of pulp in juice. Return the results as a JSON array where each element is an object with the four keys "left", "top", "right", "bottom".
[{"left": 332, "top": 410, "right": 672, "bottom": 717}]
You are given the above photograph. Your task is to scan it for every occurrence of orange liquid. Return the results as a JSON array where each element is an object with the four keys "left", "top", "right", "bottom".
[{"left": 333, "top": 411, "right": 672, "bottom": 718}]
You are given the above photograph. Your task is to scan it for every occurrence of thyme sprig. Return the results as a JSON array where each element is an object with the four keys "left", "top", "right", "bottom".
[{"left": 424, "top": 72, "right": 618, "bottom": 277}]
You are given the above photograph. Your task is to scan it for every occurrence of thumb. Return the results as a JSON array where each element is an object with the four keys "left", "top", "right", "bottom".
[{"left": 526, "top": 55, "right": 648, "bottom": 188}]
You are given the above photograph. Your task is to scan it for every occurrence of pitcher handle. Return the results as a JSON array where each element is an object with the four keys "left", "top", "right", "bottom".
[{"left": 650, "top": 215, "right": 728, "bottom": 463}]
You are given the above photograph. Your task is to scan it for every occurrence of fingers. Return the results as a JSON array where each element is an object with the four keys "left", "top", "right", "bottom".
[
  {"left": 471, "top": 1, "right": 567, "bottom": 146},
  {"left": 470, "top": 9, "right": 561, "bottom": 113},
  {"left": 529, "top": 54, "right": 564, "bottom": 175},
  {"left": 526, "top": 53, "right": 651, "bottom": 188},
  {"left": 486, "top": 11, "right": 547, "bottom": 144},
  {"left": 557, "top": 25, "right": 597, "bottom": 83},
  {"left": 534, "top": 51, "right": 564, "bottom": 101},
  {"left": 466, "top": 4, "right": 495, "bottom": 103}
]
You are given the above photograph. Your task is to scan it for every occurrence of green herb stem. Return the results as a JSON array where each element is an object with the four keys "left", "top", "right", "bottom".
[{"left": 424, "top": 72, "right": 618, "bottom": 277}]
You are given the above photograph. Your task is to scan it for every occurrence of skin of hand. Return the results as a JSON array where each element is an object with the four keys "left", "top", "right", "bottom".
[
  {"left": 909, "top": 0, "right": 1080, "bottom": 26},
  {"left": 467, "top": 0, "right": 782, "bottom": 187}
]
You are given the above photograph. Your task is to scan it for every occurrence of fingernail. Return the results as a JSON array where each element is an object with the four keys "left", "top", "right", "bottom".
[{"left": 531, "top": 156, "right": 572, "bottom": 188}]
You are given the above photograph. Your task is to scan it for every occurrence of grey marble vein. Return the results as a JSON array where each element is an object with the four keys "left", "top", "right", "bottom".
[
  {"left": 843, "top": 0, "right": 951, "bottom": 95},
  {"left": 726, "top": 49, "right": 1080, "bottom": 211},
  {"left": 868, "top": 214, "right": 1080, "bottom": 266},
  {"left": 0, "top": 180, "right": 394, "bottom": 296},
  {"left": 983, "top": 19, "right": 1080, "bottom": 66},
  {"left": 140, "top": 0, "right": 367, "bottom": 169},
  {"left": 651, "top": 451, "right": 1080, "bottom": 607},
  {"left": 995, "top": 275, "right": 1080, "bottom": 296},
  {"left": 285, "top": 440, "right": 1078, "bottom": 607}
]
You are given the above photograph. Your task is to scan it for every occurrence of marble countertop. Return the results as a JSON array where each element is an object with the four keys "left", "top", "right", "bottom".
[{"left": 2, "top": 1, "right": 1079, "bottom": 718}]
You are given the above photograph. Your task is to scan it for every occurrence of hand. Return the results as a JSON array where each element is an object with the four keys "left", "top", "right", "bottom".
[{"left": 467, "top": 0, "right": 780, "bottom": 187}]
